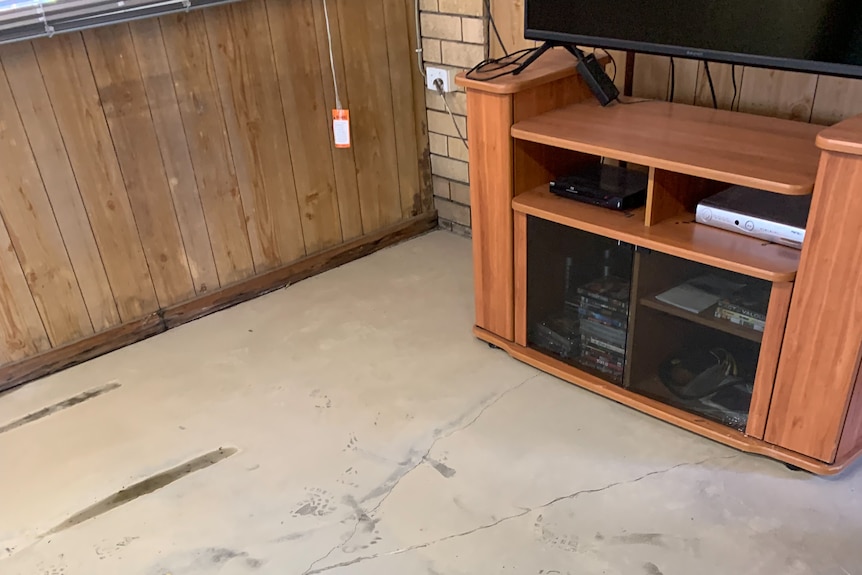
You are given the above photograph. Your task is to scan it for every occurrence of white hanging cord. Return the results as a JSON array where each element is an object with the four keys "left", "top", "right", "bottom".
[
  {"left": 322, "top": 0, "right": 342, "bottom": 110},
  {"left": 414, "top": 0, "right": 426, "bottom": 77}
]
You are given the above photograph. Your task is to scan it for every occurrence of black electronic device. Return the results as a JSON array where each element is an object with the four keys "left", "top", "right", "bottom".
[
  {"left": 525, "top": 0, "right": 862, "bottom": 79},
  {"left": 550, "top": 164, "right": 647, "bottom": 211},
  {"left": 513, "top": 42, "right": 619, "bottom": 105}
]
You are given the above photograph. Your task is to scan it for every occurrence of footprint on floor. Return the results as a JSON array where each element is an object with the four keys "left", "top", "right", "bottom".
[
  {"left": 292, "top": 487, "right": 337, "bottom": 517},
  {"left": 336, "top": 466, "right": 360, "bottom": 487},
  {"left": 343, "top": 434, "right": 358, "bottom": 452},
  {"left": 533, "top": 514, "right": 578, "bottom": 553},
  {"left": 146, "top": 546, "right": 263, "bottom": 574}
]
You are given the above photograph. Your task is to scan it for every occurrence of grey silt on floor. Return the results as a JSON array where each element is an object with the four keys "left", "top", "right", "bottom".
[{"left": 0, "top": 230, "right": 859, "bottom": 575}]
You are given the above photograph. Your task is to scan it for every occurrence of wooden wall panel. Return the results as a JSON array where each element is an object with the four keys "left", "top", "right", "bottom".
[
  {"left": 160, "top": 12, "right": 256, "bottom": 285},
  {"left": 670, "top": 58, "right": 700, "bottom": 105},
  {"left": 33, "top": 33, "right": 160, "bottom": 321},
  {"left": 382, "top": 0, "right": 424, "bottom": 218},
  {"left": 0, "top": 42, "right": 121, "bottom": 332},
  {"left": 129, "top": 18, "right": 221, "bottom": 295},
  {"left": 490, "top": 0, "right": 534, "bottom": 59},
  {"left": 0, "top": 0, "right": 430, "bottom": 382},
  {"left": 337, "top": 0, "right": 403, "bottom": 232},
  {"left": 694, "top": 62, "right": 742, "bottom": 111},
  {"left": 632, "top": 55, "right": 671, "bottom": 101},
  {"left": 810, "top": 76, "right": 862, "bottom": 126},
  {"left": 0, "top": 62, "right": 93, "bottom": 345},
  {"left": 0, "top": 219, "right": 51, "bottom": 362},
  {"left": 84, "top": 24, "right": 197, "bottom": 307},
  {"left": 310, "top": 0, "right": 364, "bottom": 241},
  {"left": 737, "top": 68, "right": 819, "bottom": 122},
  {"left": 206, "top": 0, "right": 306, "bottom": 270},
  {"left": 267, "top": 0, "right": 343, "bottom": 253}
]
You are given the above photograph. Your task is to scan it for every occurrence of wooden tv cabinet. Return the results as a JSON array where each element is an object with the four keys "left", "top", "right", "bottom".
[{"left": 456, "top": 49, "right": 862, "bottom": 475}]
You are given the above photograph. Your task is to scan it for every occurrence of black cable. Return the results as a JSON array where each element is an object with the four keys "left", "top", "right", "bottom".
[
  {"left": 599, "top": 48, "right": 617, "bottom": 83},
  {"left": 704, "top": 61, "right": 718, "bottom": 109},
  {"left": 615, "top": 97, "right": 652, "bottom": 105},
  {"left": 465, "top": 47, "right": 540, "bottom": 81},
  {"left": 484, "top": 0, "right": 508, "bottom": 56},
  {"left": 669, "top": 57, "right": 676, "bottom": 102},
  {"left": 730, "top": 64, "right": 738, "bottom": 110}
]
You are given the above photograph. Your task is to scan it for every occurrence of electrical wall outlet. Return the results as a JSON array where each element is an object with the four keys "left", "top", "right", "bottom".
[{"left": 426, "top": 67, "right": 457, "bottom": 93}]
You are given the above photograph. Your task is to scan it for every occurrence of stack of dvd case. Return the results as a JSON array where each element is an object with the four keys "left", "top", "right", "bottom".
[
  {"left": 567, "top": 276, "right": 630, "bottom": 383},
  {"left": 714, "top": 283, "right": 769, "bottom": 332}
]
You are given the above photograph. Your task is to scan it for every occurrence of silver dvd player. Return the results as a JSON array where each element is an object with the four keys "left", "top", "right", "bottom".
[{"left": 695, "top": 186, "right": 812, "bottom": 250}]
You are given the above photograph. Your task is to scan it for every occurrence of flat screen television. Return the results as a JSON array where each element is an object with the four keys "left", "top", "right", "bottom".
[{"left": 525, "top": 0, "right": 862, "bottom": 79}]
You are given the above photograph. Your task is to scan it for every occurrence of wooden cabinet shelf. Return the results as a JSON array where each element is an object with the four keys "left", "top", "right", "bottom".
[
  {"left": 639, "top": 297, "right": 763, "bottom": 343},
  {"left": 457, "top": 48, "right": 862, "bottom": 474},
  {"left": 513, "top": 186, "right": 801, "bottom": 282},
  {"left": 511, "top": 100, "right": 822, "bottom": 195}
]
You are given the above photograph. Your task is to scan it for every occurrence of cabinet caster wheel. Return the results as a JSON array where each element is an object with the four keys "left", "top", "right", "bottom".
[
  {"left": 488, "top": 343, "right": 501, "bottom": 350},
  {"left": 785, "top": 463, "right": 805, "bottom": 472}
]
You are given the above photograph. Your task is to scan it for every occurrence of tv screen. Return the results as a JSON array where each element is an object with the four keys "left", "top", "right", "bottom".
[{"left": 525, "top": 0, "right": 862, "bottom": 78}]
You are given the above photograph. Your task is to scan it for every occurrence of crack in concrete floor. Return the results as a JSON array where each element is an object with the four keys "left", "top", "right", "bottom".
[
  {"left": 301, "top": 372, "right": 543, "bottom": 575},
  {"left": 305, "top": 453, "right": 739, "bottom": 574}
]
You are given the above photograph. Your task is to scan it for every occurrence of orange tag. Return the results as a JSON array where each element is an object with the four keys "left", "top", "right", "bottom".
[{"left": 332, "top": 109, "right": 350, "bottom": 148}]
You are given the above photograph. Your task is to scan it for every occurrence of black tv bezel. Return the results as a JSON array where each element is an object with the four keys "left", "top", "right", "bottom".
[{"left": 524, "top": 7, "right": 862, "bottom": 80}]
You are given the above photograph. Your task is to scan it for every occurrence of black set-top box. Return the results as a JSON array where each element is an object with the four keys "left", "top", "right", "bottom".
[{"left": 550, "top": 164, "right": 648, "bottom": 211}]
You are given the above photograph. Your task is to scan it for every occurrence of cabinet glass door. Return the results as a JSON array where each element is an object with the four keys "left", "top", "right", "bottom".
[
  {"left": 526, "top": 216, "right": 634, "bottom": 385},
  {"left": 626, "top": 250, "right": 771, "bottom": 432}
]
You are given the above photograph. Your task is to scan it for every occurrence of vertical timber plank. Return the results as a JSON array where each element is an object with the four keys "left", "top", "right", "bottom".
[
  {"left": 810, "top": 75, "right": 862, "bottom": 126},
  {"left": 670, "top": 58, "right": 699, "bottom": 105},
  {"left": 160, "top": 12, "right": 255, "bottom": 286},
  {"left": 310, "top": 0, "right": 364, "bottom": 240},
  {"left": 206, "top": 0, "right": 306, "bottom": 270},
  {"left": 267, "top": 0, "right": 343, "bottom": 253},
  {"left": 490, "top": 0, "right": 535, "bottom": 59},
  {"left": 0, "top": 218, "right": 51, "bottom": 362},
  {"left": 84, "top": 24, "right": 196, "bottom": 307},
  {"left": 0, "top": 42, "right": 120, "bottom": 331},
  {"left": 632, "top": 55, "right": 670, "bottom": 101},
  {"left": 336, "top": 0, "right": 403, "bottom": 233},
  {"left": 33, "top": 33, "right": 159, "bottom": 322},
  {"left": 129, "top": 18, "right": 221, "bottom": 295},
  {"left": 382, "top": 0, "right": 423, "bottom": 218},
  {"left": 694, "top": 62, "right": 742, "bottom": 111},
  {"left": 0, "top": 58, "right": 93, "bottom": 345},
  {"left": 403, "top": 0, "right": 434, "bottom": 214},
  {"left": 737, "top": 68, "right": 818, "bottom": 122}
]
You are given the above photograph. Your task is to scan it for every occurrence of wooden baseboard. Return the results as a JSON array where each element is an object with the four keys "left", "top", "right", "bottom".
[
  {"left": 0, "top": 213, "right": 437, "bottom": 394},
  {"left": 474, "top": 326, "right": 859, "bottom": 476}
]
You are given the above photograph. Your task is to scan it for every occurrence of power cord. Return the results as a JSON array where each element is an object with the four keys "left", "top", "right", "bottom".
[
  {"left": 322, "top": 0, "right": 343, "bottom": 110},
  {"left": 435, "top": 78, "right": 468, "bottom": 150},
  {"left": 730, "top": 64, "right": 738, "bottom": 110},
  {"left": 598, "top": 48, "right": 617, "bottom": 83},
  {"left": 413, "top": 0, "right": 425, "bottom": 78},
  {"left": 465, "top": 47, "right": 541, "bottom": 81},
  {"left": 669, "top": 57, "right": 676, "bottom": 102},
  {"left": 704, "top": 61, "right": 718, "bottom": 109},
  {"left": 484, "top": 0, "right": 507, "bottom": 56}
]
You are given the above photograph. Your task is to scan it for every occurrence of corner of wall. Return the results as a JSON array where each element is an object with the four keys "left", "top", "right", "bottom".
[{"left": 418, "top": 0, "right": 486, "bottom": 235}]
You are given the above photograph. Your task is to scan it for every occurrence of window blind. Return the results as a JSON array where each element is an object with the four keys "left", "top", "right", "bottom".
[{"left": 0, "top": 0, "right": 237, "bottom": 44}]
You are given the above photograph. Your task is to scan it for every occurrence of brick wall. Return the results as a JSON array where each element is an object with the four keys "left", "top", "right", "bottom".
[{"left": 419, "top": 0, "right": 487, "bottom": 236}]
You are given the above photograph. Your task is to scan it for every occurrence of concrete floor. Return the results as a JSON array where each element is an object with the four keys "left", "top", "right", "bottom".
[{"left": 0, "top": 230, "right": 860, "bottom": 575}]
